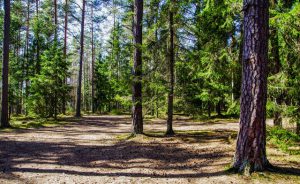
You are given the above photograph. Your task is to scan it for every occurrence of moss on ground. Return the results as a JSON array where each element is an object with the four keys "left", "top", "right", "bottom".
[{"left": 0, "top": 116, "right": 73, "bottom": 132}]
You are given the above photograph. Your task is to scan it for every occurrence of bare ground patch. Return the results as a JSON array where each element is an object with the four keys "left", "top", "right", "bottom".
[{"left": 0, "top": 115, "right": 299, "bottom": 183}]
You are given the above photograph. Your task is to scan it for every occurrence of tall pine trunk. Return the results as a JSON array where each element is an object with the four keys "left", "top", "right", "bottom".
[
  {"left": 233, "top": 0, "right": 270, "bottom": 173},
  {"left": 91, "top": 4, "right": 95, "bottom": 113},
  {"left": 166, "top": 1, "right": 175, "bottom": 135},
  {"left": 36, "top": 0, "right": 40, "bottom": 74},
  {"left": 270, "top": 29, "right": 282, "bottom": 127},
  {"left": 25, "top": 0, "right": 30, "bottom": 115},
  {"left": 54, "top": 0, "right": 58, "bottom": 38},
  {"left": 269, "top": 0, "right": 282, "bottom": 127},
  {"left": 76, "top": 0, "right": 86, "bottom": 117},
  {"left": 132, "top": 0, "right": 143, "bottom": 134},
  {"left": 1, "top": 0, "right": 11, "bottom": 128},
  {"left": 17, "top": 30, "right": 22, "bottom": 115},
  {"left": 62, "top": 0, "right": 68, "bottom": 114}
]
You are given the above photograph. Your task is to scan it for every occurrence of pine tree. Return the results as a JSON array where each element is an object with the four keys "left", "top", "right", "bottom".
[
  {"left": 76, "top": 0, "right": 86, "bottom": 117},
  {"left": 166, "top": 0, "right": 175, "bottom": 135},
  {"left": 1, "top": 0, "right": 11, "bottom": 128},
  {"left": 233, "top": 0, "right": 270, "bottom": 173},
  {"left": 132, "top": 0, "right": 144, "bottom": 134}
]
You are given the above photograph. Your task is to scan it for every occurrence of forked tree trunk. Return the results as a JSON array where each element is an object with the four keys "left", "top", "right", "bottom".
[
  {"left": 1, "top": 0, "right": 11, "bottom": 128},
  {"left": 233, "top": 0, "right": 270, "bottom": 173},
  {"left": 132, "top": 0, "right": 143, "bottom": 134},
  {"left": 76, "top": 0, "right": 86, "bottom": 117},
  {"left": 166, "top": 0, "right": 175, "bottom": 135}
]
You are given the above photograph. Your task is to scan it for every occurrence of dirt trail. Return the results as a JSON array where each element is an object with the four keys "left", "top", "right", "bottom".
[{"left": 0, "top": 116, "right": 299, "bottom": 184}]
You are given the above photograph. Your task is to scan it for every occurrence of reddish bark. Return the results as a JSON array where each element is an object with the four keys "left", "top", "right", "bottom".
[{"left": 233, "top": 0, "right": 270, "bottom": 173}]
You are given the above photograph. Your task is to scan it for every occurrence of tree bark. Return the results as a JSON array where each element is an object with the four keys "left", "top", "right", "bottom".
[
  {"left": 207, "top": 102, "right": 211, "bottom": 118},
  {"left": 36, "top": 0, "right": 41, "bottom": 74},
  {"left": 54, "top": 0, "right": 58, "bottom": 38},
  {"left": 132, "top": 0, "right": 143, "bottom": 134},
  {"left": 297, "top": 121, "right": 300, "bottom": 136},
  {"left": 76, "top": 0, "right": 86, "bottom": 117},
  {"left": 233, "top": 0, "right": 270, "bottom": 173},
  {"left": 273, "top": 112, "right": 282, "bottom": 127},
  {"left": 91, "top": 4, "right": 95, "bottom": 113},
  {"left": 1, "top": 0, "right": 11, "bottom": 128},
  {"left": 25, "top": 0, "right": 30, "bottom": 113},
  {"left": 216, "top": 101, "right": 222, "bottom": 116},
  {"left": 17, "top": 30, "right": 22, "bottom": 115},
  {"left": 62, "top": 0, "right": 68, "bottom": 114},
  {"left": 166, "top": 0, "right": 175, "bottom": 135},
  {"left": 233, "top": 22, "right": 243, "bottom": 101},
  {"left": 270, "top": 10, "right": 282, "bottom": 127},
  {"left": 269, "top": 29, "right": 281, "bottom": 75}
]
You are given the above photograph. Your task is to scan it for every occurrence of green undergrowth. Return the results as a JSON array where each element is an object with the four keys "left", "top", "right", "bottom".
[
  {"left": 115, "top": 133, "right": 136, "bottom": 141},
  {"left": 192, "top": 116, "right": 239, "bottom": 123},
  {"left": 0, "top": 116, "right": 73, "bottom": 132},
  {"left": 116, "top": 129, "right": 235, "bottom": 142},
  {"left": 267, "top": 127, "right": 300, "bottom": 155},
  {"left": 239, "top": 171, "right": 300, "bottom": 183}
]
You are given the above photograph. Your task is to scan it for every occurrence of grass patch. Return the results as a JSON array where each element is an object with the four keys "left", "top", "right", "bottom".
[
  {"left": 224, "top": 164, "right": 235, "bottom": 172},
  {"left": 248, "top": 171, "right": 300, "bottom": 183},
  {"left": 115, "top": 133, "right": 136, "bottom": 141},
  {"left": 267, "top": 127, "right": 300, "bottom": 155},
  {"left": 176, "top": 129, "right": 215, "bottom": 135},
  {"left": 110, "top": 109, "right": 130, "bottom": 115},
  {"left": 115, "top": 130, "right": 216, "bottom": 142},
  {"left": 191, "top": 115, "right": 239, "bottom": 123},
  {"left": 0, "top": 117, "right": 71, "bottom": 132},
  {"left": 144, "top": 131, "right": 166, "bottom": 137}
]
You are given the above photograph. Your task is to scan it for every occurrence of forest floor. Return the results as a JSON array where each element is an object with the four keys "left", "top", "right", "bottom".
[{"left": 0, "top": 115, "right": 299, "bottom": 184}]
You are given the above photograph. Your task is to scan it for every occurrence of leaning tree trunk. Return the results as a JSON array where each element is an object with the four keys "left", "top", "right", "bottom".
[
  {"left": 166, "top": 1, "right": 175, "bottom": 135},
  {"left": 75, "top": 0, "right": 86, "bottom": 117},
  {"left": 1, "top": 0, "right": 11, "bottom": 127},
  {"left": 132, "top": 0, "right": 143, "bottom": 134},
  {"left": 233, "top": 0, "right": 270, "bottom": 173}
]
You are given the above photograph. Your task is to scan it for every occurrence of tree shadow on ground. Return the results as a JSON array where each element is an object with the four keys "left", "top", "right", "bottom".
[
  {"left": 144, "top": 129, "right": 238, "bottom": 145},
  {"left": 0, "top": 118, "right": 237, "bottom": 179},
  {"left": 267, "top": 165, "right": 300, "bottom": 176},
  {"left": 0, "top": 116, "right": 299, "bottom": 179},
  {"left": 0, "top": 138, "right": 232, "bottom": 178}
]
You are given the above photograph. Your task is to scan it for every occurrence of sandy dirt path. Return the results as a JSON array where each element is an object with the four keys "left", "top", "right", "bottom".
[{"left": 0, "top": 116, "right": 299, "bottom": 184}]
